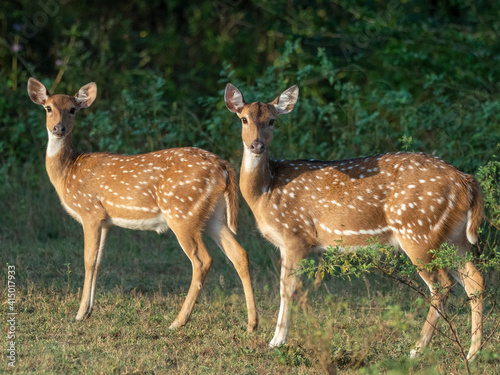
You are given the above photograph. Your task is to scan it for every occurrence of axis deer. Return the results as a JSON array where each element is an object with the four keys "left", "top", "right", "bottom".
[
  {"left": 224, "top": 83, "right": 484, "bottom": 360},
  {"left": 27, "top": 77, "right": 258, "bottom": 333}
]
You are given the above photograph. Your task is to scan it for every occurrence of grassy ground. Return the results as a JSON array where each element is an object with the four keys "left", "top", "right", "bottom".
[{"left": 1, "top": 166, "right": 499, "bottom": 374}]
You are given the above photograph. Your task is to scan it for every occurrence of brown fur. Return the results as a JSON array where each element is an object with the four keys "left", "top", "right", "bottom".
[
  {"left": 225, "top": 82, "right": 484, "bottom": 360},
  {"left": 28, "top": 77, "right": 258, "bottom": 332}
]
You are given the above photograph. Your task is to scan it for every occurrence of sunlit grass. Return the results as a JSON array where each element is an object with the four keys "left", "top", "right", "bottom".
[{"left": 1, "top": 168, "right": 499, "bottom": 374}]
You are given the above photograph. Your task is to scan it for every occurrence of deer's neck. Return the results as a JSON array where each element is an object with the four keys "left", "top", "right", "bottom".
[
  {"left": 239, "top": 146, "right": 275, "bottom": 208},
  {"left": 45, "top": 132, "right": 79, "bottom": 193}
]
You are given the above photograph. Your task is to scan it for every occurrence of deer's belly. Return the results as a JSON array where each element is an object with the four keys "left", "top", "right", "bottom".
[{"left": 108, "top": 214, "right": 169, "bottom": 234}]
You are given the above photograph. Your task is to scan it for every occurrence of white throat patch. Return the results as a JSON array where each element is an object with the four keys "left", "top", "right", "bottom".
[
  {"left": 243, "top": 143, "right": 263, "bottom": 171},
  {"left": 47, "top": 130, "right": 64, "bottom": 157}
]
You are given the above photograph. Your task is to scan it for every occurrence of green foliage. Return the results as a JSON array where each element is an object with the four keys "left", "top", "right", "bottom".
[
  {"left": 477, "top": 158, "right": 500, "bottom": 229},
  {"left": 272, "top": 345, "right": 312, "bottom": 368},
  {"left": 399, "top": 135, "right": 414, "bottom": 151},
  {"left": 299, "top": 240, "right": 500, "bottom": 298},
  {"left": 1, "top": 0, "right": 499, "bottom": 178},
  {"left": 298, "top": 240, "right": 500, "bottom": 371},
  {"left": 298, "top": 239, "right": 419, "bottom": 284}
]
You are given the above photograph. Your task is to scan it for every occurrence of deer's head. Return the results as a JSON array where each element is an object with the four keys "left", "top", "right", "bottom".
[
  {"left": 224, "top": 83, "right": 299, "bottom": 156},
  {"left": 28, "top": 77, "right": 97, "bottom": 139}
]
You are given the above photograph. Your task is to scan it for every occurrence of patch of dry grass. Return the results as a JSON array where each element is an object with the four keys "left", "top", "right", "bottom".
[{"left": 1, "top": 174, "right": 499, "bottom": 374}]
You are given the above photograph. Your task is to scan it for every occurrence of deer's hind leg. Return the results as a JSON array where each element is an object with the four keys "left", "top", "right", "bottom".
[
  {"left": 394, "top": 237, "right": 454, "bottom": 358},
  {"left": 206, "top": 200, "right": 258, "bottom": 332},
  {"left": 168, "top": 227, "right": 213, "bottom": 329},
  {"left": 410, "top": 267, "right": 454, "bottom": 358},
  {"left": 447, "top": 220, "right": 484, "bottom": 360}
]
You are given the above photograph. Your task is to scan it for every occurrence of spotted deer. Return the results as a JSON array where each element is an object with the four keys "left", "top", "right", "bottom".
[
  {"left": 27, "top": 77, "right": 258, "bottom": 332},
  {"left": 224, "top": 83, "right": 484, "bottom": 359}
]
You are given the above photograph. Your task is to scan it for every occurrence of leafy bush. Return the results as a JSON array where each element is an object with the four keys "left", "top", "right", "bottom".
[{"left": 1, "top": 0, "right": 499, "bottom": 177}]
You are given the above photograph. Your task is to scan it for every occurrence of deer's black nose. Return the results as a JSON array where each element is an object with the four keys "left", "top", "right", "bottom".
[
  {"left": 250, "top": 140, "right": 265, "bottom": 154},
  {"left": 53, "top": 125, "right": 66, "bottom": 137}
]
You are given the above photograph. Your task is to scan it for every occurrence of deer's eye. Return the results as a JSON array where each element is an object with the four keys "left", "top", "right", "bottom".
[
  {"left": 269, "top": 119, "right": 275, "bottom": 126},
  {"left": 70, "top": 107, "right": 76, "bottom": 115},
  {"left": 242, "top": 117, "right": 248, "bottom": 124},
  {"left": 45, "top": 106, "right": 52, "bottom": 113}
]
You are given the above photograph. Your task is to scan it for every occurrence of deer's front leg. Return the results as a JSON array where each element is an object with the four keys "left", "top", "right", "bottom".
[
  {"left": 269, "top": 245, "right": 308, "bottom": 348},
  {"left": 76, "top": 221, "right": 105, "bottom": 321},
  {"left": 89, "top": 225, "right": 109, "bottom": 311}
]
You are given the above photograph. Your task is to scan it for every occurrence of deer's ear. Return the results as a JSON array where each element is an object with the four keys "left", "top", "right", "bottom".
[
  {"left": 28, "top": 77, "right": 50, "bottom": 105},
  {"left": 270, "top": 85, "right": 299, "bottom": 115},
  {"left": 75, "top": 82, "right": 97, "bottom": 108},
  {"left": 224, "top": 83, "right": 246, "bottom": 114}
]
